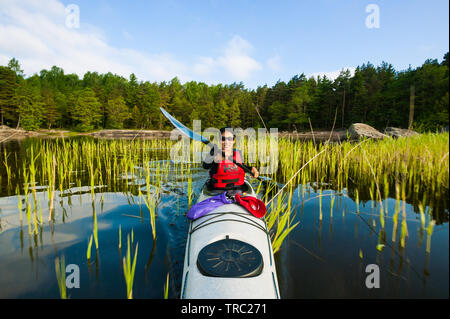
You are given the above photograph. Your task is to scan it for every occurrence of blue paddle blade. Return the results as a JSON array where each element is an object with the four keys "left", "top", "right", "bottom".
[{"left": 160, "top": 107, "right": 210, "bottom": 144}]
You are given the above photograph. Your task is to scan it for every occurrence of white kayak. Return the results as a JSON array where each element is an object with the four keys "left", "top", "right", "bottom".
[{"left": 180, "top": 180, "right": 280, "bottom": 299}]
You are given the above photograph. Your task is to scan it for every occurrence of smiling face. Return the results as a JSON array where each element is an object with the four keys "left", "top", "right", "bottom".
[{"left": 221, "top": 130, "right": 235, "bottom": 154}]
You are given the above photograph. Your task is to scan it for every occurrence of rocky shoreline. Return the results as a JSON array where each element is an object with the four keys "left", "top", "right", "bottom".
[
  {"left": 0, "top": 127, "right": 349, "bottom": 142},
  {"left": 84, "top": 129, "right": 175, "bottom": 140},
  {"left": 0, "top": 126, "right": 70, "bottom": 142},
  {"left": 1, "top": 124, "right": 421, "bottom": 143},
  {"left": 86, "top": 128, "right": 350, "bottom": 141}
]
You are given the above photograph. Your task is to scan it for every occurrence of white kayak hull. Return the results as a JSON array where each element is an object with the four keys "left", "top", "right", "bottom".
[{"left": 180, "top": 181, "right": 280, "bottom": 299}]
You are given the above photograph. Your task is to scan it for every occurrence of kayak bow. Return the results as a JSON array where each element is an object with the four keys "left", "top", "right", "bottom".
[{"left": 180, "top": 180, "right": 280, "bottom": 299}]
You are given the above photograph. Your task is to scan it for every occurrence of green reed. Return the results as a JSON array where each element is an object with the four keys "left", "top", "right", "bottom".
[
  {"left": 261, "top": 185, "right": 299, "bottom": 254},
  {"left": 118, "top": 224, "right": 122, "bottom": 250},
  {"left": 2, "top": 132, "right": 447, "bottom": 295},
  {"left": 143, "top": 161, "right": 157, "bottom": 240},
  {"left": 187, "top": 166, "right": 193, "bottom": 209},
  {"left": 3, "top": 149, "right": 11, "bottom": 185},
  {"left": 123, "top": 232, "right": 138, "bottom": 299},
  {"left": 164, "top": 273, "right": 170, "bottom": 299},
  {"left": 276, "top": 133, "right": 448, "bottom": 202},
  {"left": 426, "top": 219, "right": 436, "bottom": 254},
  {"left": 55, "top": 255, "right": 67, "bottom": 299}
]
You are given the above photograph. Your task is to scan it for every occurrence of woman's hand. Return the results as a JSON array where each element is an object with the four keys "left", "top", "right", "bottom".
[
  {"left": 251, "top": 167, "right": 259, "bottom": 178},
  {"left": 214, "top": 152, "right": 223, "bottom": 163}
]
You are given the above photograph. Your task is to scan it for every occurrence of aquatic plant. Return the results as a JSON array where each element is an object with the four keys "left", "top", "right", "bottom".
[
  {"left": 54, "top": 255, "right": 67, "bottom": 299},
  {"left": 164, "top": 273, "right": 170, "bottom": 299},
  {"left": 123, "top": 232, "right": 138, "bottom": 299}
]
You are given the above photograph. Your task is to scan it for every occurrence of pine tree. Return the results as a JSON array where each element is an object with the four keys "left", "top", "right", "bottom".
[
  {"left": 13, "top": 83, "right": 44, "bottom": 130},
  {"left": 310, "top": 75, "right": 335, "bottom": 128},
  {"left": 267, "top": 101, "right": 288, "bottom": 130},
  {"left": 106, "top": 96, "right": 131, "bottom": 129},
  {"left": 131, "top": 105, "right": 141, "bottom": 128},
  {"left": 137, "top": 82, "right": 160, "bottom": 129},
  {"left": 334, "top": 69, "right": 352, "bottom": 128},
  {"left": 125, "top": 73, "right": 139, "bottom": 112},
  {"left": 8, "top": 58, "right": 24, "bottom": 77},
  {"left": 229, "top": 99, "right": 241, "bottom": 127},
  {"left": 42, "top": 88, "right": 60, "bottom": 129},
  {"left": 289, "top": 84, "right": 311, "bottom": 131},
  {"left": 349, "top": 68, "right": 369, "bottom": 123},
  {"left": 54, "top": 91, "right": 68, "bottom": 128},
  {"left": 69, "top": 88, "right": 102, "bottom": 131},
  {"left": 198, "top": 101, "right": 215, "bottom": 128},
  {"left": 214, "top": 99, "right": 229, "bottom": 128},
  {"left": 0, "top": 66, "right": 18, "bottom": 126}
]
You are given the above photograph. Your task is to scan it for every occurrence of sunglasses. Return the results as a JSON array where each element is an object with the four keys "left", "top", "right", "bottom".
[{"left": 221, "top": 136, "right": 234, "bottom": 142}]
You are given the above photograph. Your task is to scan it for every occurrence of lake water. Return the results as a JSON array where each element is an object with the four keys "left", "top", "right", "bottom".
[{"left": 0, "top": 137, "right": 448, "bottom": 298}]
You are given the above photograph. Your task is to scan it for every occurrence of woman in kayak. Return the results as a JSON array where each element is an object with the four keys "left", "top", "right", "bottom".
[{"left": 203, "top": 127, "right": 259, "bottom": 190}]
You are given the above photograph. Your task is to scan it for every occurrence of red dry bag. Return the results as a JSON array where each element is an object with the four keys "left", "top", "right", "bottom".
[{"left": 234, "top": 193, "right": 267, "bottom": 218}]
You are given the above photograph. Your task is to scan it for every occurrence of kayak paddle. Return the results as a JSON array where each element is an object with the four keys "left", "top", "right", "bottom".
[{"left": 159, "top": 107, "right": 274, "bottom": 185}]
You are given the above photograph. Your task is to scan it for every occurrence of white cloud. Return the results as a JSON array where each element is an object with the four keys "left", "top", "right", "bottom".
[
  {"left": 0, "top": 1, "right": 264, "bottom": 85},
  {"left": 309, "top": 67, "right": 356, "bottom": 81},
  {"left": 193, "top": 35, "right": 262, "bottom": 80},
  {"left": 218, "top": 35, "right": 262, "bottom": 78},
  {"left": 0, "top": 0, "right": 189, "bottom": 82},
  {"left": 266, "top": 54, "right": 281, "bottom": 71},
  {"left": 193, "top": 56, "right": 216, "bottom": 75}
]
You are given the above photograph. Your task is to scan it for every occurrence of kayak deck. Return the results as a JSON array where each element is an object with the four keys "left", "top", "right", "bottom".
[{"left": 181, "top": 180, "right": 280, "bottom": 299}]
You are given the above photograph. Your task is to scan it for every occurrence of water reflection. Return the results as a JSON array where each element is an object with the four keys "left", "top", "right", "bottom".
[
  {"left": 278, "top": 183, "right": 448, "bottom": 298},
  {"left": 0, "top": 137, "right": 448, "bottom": 298}
]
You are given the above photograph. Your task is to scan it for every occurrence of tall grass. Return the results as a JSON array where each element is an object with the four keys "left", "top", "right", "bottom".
[
  {"left": 164, "top": 273, "right": 170, "bottom": 299},
  {"left": 55, "top": 255, "right": 67, "bottom": 299},
  {"left": 2, "top": 132, "right": 447, "bottom": 296},
  {"left": 122, "top": 232, "right": 138, "bottom": 299},
  {"left": 276, "top": 133, "right": 448, "bottom": 223},
  {"left": 257, "top": 132, "right": 447, "bottom": 254}
]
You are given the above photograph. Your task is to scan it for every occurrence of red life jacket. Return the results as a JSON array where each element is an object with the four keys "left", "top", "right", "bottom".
[{"left": 211, "top": 151, "right": 245, "bottom": 189}]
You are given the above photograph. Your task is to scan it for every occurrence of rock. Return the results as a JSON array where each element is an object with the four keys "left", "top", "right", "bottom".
[
  {"left": 384, "top": 127, "right": 419, "bottom": 138},
  {"left": 277, "top": 130, "right": 346, "bottom": 142},
  {"left": 348, "top": 123, "right": 387, "bottom": 140},
  {"left": 87, "top": 129, "right": 178, "bottom": 140}
]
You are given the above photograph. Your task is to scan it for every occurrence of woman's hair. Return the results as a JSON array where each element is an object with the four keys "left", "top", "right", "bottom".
[{"left": 219, "top": 127, "right": 235, "bottom": 138}]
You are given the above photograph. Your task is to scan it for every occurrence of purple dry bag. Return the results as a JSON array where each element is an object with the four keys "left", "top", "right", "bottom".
[{"left": 187, "top": 192, "right": 233, "bottom": 220}]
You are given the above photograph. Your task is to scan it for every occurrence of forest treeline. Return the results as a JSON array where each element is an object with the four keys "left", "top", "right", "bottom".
[{"left": 0, "top": 52, "right": 448, "bottom": 132}]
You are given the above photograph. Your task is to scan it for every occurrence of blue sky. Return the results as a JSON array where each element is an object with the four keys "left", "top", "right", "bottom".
[{"left": 1, "top": 0, "right": 448, "bottom": 88}]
